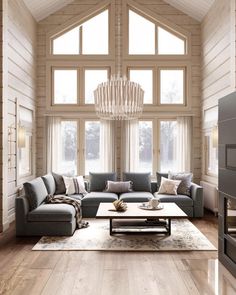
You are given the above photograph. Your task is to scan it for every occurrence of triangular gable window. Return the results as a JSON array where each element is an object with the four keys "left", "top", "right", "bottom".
[
  {"left": 52, "top": 9, "right": 109, "bottom": 55},
  {"left": 129, "top": 9, "right": 186, "bottom": 55}
]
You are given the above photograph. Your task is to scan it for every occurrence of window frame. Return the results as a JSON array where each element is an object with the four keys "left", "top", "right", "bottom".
[
  {"left": 137, "top": 117, "right": 179, "bottom": 177},
  {"left": 47, "top": 4, "right": 115, "bottom": 60},
  {"left": 158, "top": 66, "right": 187, "bottom": 106},
  {"left": 58, "top": 118, "right": 102, "bottom": 177},
  {"left": 124, "top": 63, "right": 190, "bottom": 109},
  {"left": 127, "top": 66, "right": 156, "bottom": 105},
  {"left": 47, "top": 62, "right": 113, "bottom": 111},
  {"left": 123, "top": 4, "right": 191, "bottom": 60}
]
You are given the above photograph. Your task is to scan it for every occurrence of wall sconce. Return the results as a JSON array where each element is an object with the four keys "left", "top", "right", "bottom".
[
  {"left": 18, "top": 125, "right": 26, "bottom": 148},
  {"left": 212, "top": 125, "right": 218, "bottom": 148}
]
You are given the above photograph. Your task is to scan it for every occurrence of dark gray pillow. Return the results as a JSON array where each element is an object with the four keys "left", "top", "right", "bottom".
[
  {"left": 89, "top": 172, "right": 117, "bottom": 192},
  {"left": 42, "top": 174, "right": 56, "bottom": 195},
  {"left": 24, "top": 177, "right": 48, "bottom": 210},
  {"left": 156, "top": 172, "right": 168, "bottom": 190},
  {"left": 168, "top": 172, "right": 193, "bottom": 196},
  {"left": 123, "top": 172, "right": 151, "bottom": 192},
  {"left": 52, "top": 172, "right": 66, "bottom": 194}
]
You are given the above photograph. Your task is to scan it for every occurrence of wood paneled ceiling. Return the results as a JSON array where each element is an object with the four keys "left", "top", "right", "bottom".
[
  {"left": 23, "top": 0, "right": 215, "bottom": 22},
  {"left": 23, "top": 0, "right": 74, "bottom": 21},
  {"left": 164, "top": 0, "right": 215, "bottom": 21}
]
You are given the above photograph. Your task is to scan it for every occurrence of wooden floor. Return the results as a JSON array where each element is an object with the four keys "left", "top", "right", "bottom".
[{"left": 0, "top": 212, "right": 236, "bottom": 295}]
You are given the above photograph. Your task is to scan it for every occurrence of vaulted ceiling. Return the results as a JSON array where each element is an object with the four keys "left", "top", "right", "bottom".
[{"left": 23, "top": 0, "right": 215, "bottom": 22}]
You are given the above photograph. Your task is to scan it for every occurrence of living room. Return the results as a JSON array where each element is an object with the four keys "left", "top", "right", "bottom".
[{"left": 0, "top": 0, "right": 236, "bottom": 294}]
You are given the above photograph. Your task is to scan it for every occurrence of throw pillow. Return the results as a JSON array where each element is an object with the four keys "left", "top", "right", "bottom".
[
  {"left": 105, "top": 181, "right": 133, "bottom": 193},
  {"left": 63, "top": 176, "right": 88, "bottom": 195},
  {"left": 52, "top": 172, "right": 66, "bottom": 194},
  {"left": 156, "top": 172, "right": 168, "bottom": 191},
  {"left": 168, "top": 172, "right": 193, "bottom": 196},
  {"left": 89, "top": 172, "right": 117, "bottom": 192},
  {"left": 123, "top": 172, "right": 151, "bottom": 192},
  {"left": 157, "top": 177, "right": 181, "bottom": 195}
]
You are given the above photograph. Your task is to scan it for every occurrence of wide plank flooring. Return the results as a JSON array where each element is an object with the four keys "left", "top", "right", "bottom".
[{"left": 0, "top": 212, "right": 236, "bottom": 295}]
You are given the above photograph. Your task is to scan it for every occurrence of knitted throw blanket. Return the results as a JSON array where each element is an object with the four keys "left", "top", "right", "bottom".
[{"left": 45, "top": 195, "right": 89, "bottom": 229}]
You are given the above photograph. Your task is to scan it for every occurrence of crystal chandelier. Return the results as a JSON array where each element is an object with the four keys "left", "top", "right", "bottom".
[{"left": 94, "top": 75, "right": 144, "bottom": 120}]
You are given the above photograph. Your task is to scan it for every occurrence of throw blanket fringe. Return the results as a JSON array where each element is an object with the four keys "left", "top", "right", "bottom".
[{"left": 45, "top": 195, "right": 89, "bottom": 229}]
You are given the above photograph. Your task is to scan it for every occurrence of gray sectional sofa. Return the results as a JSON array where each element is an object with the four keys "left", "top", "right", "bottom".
[{"left": 15, "top": 172, "right": 203, "bottom": 236}]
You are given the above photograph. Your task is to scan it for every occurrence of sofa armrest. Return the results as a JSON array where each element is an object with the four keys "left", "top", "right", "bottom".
[
  {"left": 191, "top": 182, "right": 203, "bottom": 217},
  {"left": 15, "top": 195, "right": 30, "bottom": 236}
]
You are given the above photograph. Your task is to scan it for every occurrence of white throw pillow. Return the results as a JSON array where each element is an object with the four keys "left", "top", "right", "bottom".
[
  {"left": 105, "top": 180, "right": 133, "bottom": 193},
  {"left": 76, "top": 176, "right": 87, "bottom": 194},
  {"left": 157, "top": 177, "right": 181, "bottom": 195},
  {"left": 63, "top": 176, "right": 87, "bottom": 195}
]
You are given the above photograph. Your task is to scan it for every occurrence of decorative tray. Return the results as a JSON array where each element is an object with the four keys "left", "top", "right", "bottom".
[{"left": 138, "top": 203, "right": 164, "bottom": 210}]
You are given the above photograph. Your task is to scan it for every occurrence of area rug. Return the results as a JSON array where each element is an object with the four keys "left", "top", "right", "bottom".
[{"left": 33, "top": 219, "right": 217, "bottom": 251}]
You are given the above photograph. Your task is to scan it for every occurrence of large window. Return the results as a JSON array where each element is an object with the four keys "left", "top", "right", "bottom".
[
  {"left": 51, "top": 67, "right": 110, "bottom": 106},
  {"left": 85, "top": 121, "right": 101, "bottom": 175},
  {"left": 160, "top": 69, "right": 185, "bottom": 104},
  {"left": 52, "top": 9, "right": 109, "bottom": 55},
  {"left": 53, "top": 69, "right": 77, "bottom": 104},
  {"left": 128, "top": 9, "right": 186, "bottom": 55},
  {"left": 60, "top": 121, "right": 78, "bottom": 175},
  {"left": 138, "top": 121, "right": 153, "bottom": 172},
  {"left": 129, "top": 69, "right": 153, "bottom": 104},
  {"left": 160, "top": 120, "right": 177, "bottom": 172},
  {"left": 85, "top": 69, "right": 109, "bottom": 104}
]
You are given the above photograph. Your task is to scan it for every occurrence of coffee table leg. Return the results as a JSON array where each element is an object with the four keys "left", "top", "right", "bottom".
[
  {"left": 167, "top": 218, "right": 171, "bottom": 235},
  {"left": 109, "top": 218, "right": 113, "bottom": 235}
]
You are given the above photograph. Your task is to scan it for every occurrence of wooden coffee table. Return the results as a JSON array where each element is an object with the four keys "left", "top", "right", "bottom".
[{"left": 96, "top": 202, "right": 187, "bottom": 235}]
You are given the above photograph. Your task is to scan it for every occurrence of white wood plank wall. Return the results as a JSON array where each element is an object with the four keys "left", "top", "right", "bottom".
[
  {"left": 36, "top": 0, "right": 202, "bottom": 183},
  {"left": 201, "top": 0, "right": 233, "bottom": 184},
  {"left": 6, "top": 0, "right": 36, "bottom": 223},
  {"left": 0, "top": 2, "right": 3, "bottom": 230}
]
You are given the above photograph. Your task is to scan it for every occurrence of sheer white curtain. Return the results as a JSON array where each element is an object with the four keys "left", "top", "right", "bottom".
[
  {"left": 176, "top": 116, "right": 192, "bottom": 172},
  {"left": 46, "top": 117, "right": 61, "bottom": 173},
  {"left": 121, "top": 119, "right": 139, "bottom": 172},
  {"left": 100, "top": 120, "right": 116, "bottom": 172}
]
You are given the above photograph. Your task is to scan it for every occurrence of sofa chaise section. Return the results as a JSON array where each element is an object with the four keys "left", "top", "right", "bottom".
[{"left": 16, "top": 175, "right": 78, "bottom": 236}]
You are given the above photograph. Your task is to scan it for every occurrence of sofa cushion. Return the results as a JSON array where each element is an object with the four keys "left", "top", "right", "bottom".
[
  {"left": 120, "top": 192, "right": 153, "bottom": 202},
  {"left": 157, "top": 177, "right": 181, "bottom": 195},
  {"left": 154, "top": 192, "right": 193, "bottom": 206},
  {"left": 89, "top": 172, "right": 117, "bottom": 192},
  {"left": 42, "top": 174, "right": 56, "bottom": 195},
  {"left": 52, "top": 172, "right": 66, "bottom": 194},
  {"left": 168, "top": 172, "right": 193, "bottom": 196},
  {"left": 105, "top": 181, "right": 132, "bottom": 193},
  {"left": 24, "top": 178, "right": 48, "bottom": 210},
  {"left": 156, "top": 172, "right": 168, "bottom": 190},
  {"left": 81, "top": 192, "right": 118, "bottom": 206},
  {"left": 123, "top": 172, "right": 151, "bottom": 192},
  {"left": 28, "top": 203, "right": 75, "bottom": 222}
]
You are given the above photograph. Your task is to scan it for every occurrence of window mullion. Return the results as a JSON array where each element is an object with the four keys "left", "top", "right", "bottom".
[
  {"left": 155, "top": 25, "right": 158, "bottom": 55},
  {"left": 79, "top": 26, "right": 83, "bottom": 55}
]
